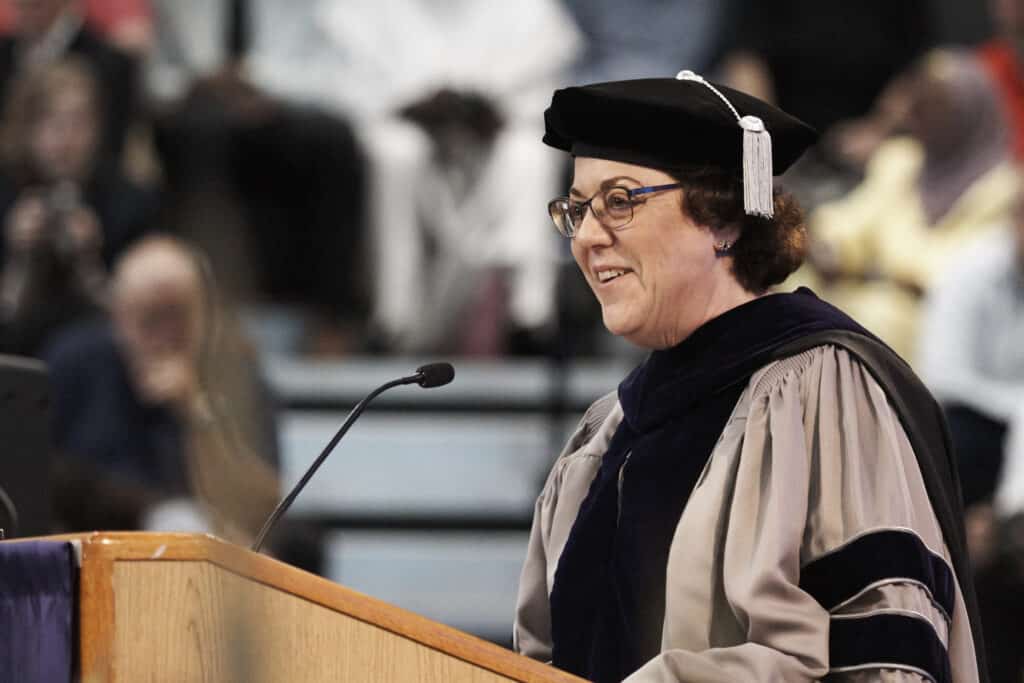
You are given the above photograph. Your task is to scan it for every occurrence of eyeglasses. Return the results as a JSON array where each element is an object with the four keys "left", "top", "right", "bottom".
[{"left": 547, "top": 183, "right": 683, "bottom": 238}]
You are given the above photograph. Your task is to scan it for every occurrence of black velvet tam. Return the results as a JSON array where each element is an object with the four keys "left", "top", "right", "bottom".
[{"left": 543, "top": 77, "right": 818, "bottom": 175}]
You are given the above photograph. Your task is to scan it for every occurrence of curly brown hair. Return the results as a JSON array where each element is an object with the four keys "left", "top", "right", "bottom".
[{"left": 668, "top": 167, "right": 807, "bottom": 293}]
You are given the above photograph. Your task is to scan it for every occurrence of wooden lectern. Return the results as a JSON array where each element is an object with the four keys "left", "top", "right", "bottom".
[{"left": 46, "top": 531, "right": 581, "bottom": 682}]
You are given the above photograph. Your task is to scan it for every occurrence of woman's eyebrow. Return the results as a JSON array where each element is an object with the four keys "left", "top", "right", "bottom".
[
  {"left": 570, "top": 176, "right": 644, "bottom": 198},
  {"left": 603, "top": 176, "right": 643, "bottom": 188}
]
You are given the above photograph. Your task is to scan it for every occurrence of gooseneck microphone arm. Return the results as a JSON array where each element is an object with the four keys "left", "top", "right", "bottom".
[{"left": 251, "top": 363, "right": 454, "bottom": 553}]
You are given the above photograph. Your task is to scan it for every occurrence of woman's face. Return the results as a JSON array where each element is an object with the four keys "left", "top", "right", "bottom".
[
  {"left": 30, "top": 87, "right": 98, "bottom": 183},
  {"left": 569, "top": 157, "right": 731, "bottom": 349}
]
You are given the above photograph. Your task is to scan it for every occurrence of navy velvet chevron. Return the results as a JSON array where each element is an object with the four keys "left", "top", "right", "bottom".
[
  {"left": 800, "top": 528, "right": 956, "bottom": 618},
  {"left": 830, "top": 613, "right": 951, "bottom": 683}
]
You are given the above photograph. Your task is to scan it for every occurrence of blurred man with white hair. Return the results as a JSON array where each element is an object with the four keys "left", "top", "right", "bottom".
[{"left": 45, "top": 235, "right": 280, "bottom": 543}]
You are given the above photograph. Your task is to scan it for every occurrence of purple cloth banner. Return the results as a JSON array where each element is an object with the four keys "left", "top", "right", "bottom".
[{"left": 0, "top": 540, "right": 75, "bottom": 683}]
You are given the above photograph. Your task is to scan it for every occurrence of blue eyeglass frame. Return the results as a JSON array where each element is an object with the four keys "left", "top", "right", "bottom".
[
  {"left": 551, "top": 182, "right": 683, "bottom": 237},
  {"left": 626, "top": 182, "right": 684, "bottom": 198}
]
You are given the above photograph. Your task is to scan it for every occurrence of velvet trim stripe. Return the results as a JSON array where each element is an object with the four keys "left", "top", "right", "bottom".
[
  {"left": 829, "top": 613, "right": 950, "bottom": 683},
  {"left": 800, "top": 528, "right": 956, "bottom": 618}
]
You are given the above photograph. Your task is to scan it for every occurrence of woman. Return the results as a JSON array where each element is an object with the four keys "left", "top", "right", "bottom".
[
  {"left": 0, "top": 56, "right": 158, "bottom": 355},
  {"left": 514, "top": 72, "right": 986, "bottom": 682}
]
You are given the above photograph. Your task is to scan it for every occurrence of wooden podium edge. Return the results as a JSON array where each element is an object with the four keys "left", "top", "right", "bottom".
[{"left": 33, "top": 531, "right": 582, "bottom": 683}]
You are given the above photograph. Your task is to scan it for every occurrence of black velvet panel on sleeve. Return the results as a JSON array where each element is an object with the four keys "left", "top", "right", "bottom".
[
  {"left": 830, "top": 613, "right": 951, "bottom": 683},
  {"left": 799, "top": 528, "right": 956, "bottom": 618}
]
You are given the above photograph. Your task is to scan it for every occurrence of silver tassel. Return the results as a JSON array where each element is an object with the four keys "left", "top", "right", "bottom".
[
  {"left": 740, "top": 116, "right": 773, "bottom": 218},
  {"left": 677, "top": 70, "right": 775, "bottom": 218}
]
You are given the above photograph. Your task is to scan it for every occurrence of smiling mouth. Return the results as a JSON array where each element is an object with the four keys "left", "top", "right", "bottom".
[{"left": 597, "top": 269, "right": 630, "bottom": 283}]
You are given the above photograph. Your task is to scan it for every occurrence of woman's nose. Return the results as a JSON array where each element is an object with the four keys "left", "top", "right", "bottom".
[{"left": 572, "top": 209, "right": 613, "bottom": 248}]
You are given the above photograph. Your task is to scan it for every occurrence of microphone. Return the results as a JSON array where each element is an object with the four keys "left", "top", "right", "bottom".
[
  {"left": 417, "top": 361, "right": 455, "bottom": 388},
  {"left": 251, "top": 362, "right": 454, "bottom": 552}
]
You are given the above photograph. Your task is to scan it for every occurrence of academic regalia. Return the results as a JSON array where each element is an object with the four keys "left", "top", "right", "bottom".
[
  {"left": 515, "top": 290, "right": 982, "bottom": 682},
  {"left": 516, "top": 73, "right": 985, "bottom": 682}
]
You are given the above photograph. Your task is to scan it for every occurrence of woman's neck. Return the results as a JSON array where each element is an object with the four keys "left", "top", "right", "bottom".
[{"left": 656, "top": 273, "right": 760, "bottom": 350}]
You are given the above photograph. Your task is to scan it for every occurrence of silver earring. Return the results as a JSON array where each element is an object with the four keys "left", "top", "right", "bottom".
[{"left": 714, "top": 240, "right": 733, "bottom": 257}]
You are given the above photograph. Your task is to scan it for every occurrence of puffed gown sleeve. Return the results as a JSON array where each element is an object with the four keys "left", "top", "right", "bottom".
[{"left": 514, "top": 392, "right": 618, "bottom": 664}]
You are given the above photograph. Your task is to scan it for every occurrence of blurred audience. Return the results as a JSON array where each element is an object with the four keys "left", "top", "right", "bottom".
[
  {"left": 997, "top": 407, "right": 1024, "bottom": 516},
  {"left": 964, "top": 497, "right": 1024, "bottom": 683},
  {"left": 715, "top": 0, "right": 934, "bottom": 213},
  {"left": 0, "top": 57, "right": 157, "bottom": 354},
  {"left": 720, "top": 0, "right": 931, "bottom": 135},
  {"left": 930, "top": 0, "right": 995, "bottom": 46},
  {"left": 246, "top": 0, "right": 581, "bottom": 355},
  {"left": 931, "top": 214, "right": 1024, "bottom": 683},
  {"left": 143, "top": 0, "right": 236, "bottom": 103},
  {"left": 919, "top": 191, "right": 1024, "bottom": 508},
  {"left": 802, "top": 50, "right": 1017, "bottom": 361},
  {"left": 565, "top": 0, "right": 726, "bottom": 84},
  {"left": 147, "top": 0, "right": 369, "bottom": 355},
  {"left": 922, "top": 218, "right": 1024, "bottom": 683},
  {"left": 45, "top": 235, "right": 279, "bottom": 544},
  {"left": 0, "top": 0, "right": 154, "bottom": 55},
  {"left": 0, "top": 0, "right": 140, "bottom": 174},
  {"left": 980, "top": 0, "right": 1024, "bottom": 160}
]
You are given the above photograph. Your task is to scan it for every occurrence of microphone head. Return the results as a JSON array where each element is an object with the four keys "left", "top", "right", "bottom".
[{"left": 416, "top": 362, "right": 455, "bottom": 388}]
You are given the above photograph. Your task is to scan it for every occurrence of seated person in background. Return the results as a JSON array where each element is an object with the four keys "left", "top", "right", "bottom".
[
  {"left": 0, "top": 57, "right": 157, "bottom": 354},
  {"left": 919, "top": 185, "right": 1024, "bottom": 508},
  {"left": 918, "top": 182, "right": 1024, "bottom": 683},
  {"left": 45, "top": 235, "right": 280, "bottom": 545},
  {"left": 803, "top": 49, "right": 1018, "bottom": 361}
]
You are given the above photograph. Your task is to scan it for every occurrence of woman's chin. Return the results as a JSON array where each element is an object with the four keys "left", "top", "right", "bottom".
[{"left": 601, "top": 308, "right": 643, "bottom": 342}]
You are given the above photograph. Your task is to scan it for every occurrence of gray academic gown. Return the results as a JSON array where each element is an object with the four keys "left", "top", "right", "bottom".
[{"left": 514, "top": 345, "right": 979, "bottom": 682}]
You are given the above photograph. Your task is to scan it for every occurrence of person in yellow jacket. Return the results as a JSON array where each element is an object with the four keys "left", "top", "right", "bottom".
[{"left": 806, "top": 50, "right": 1017, "bottom": 361}]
